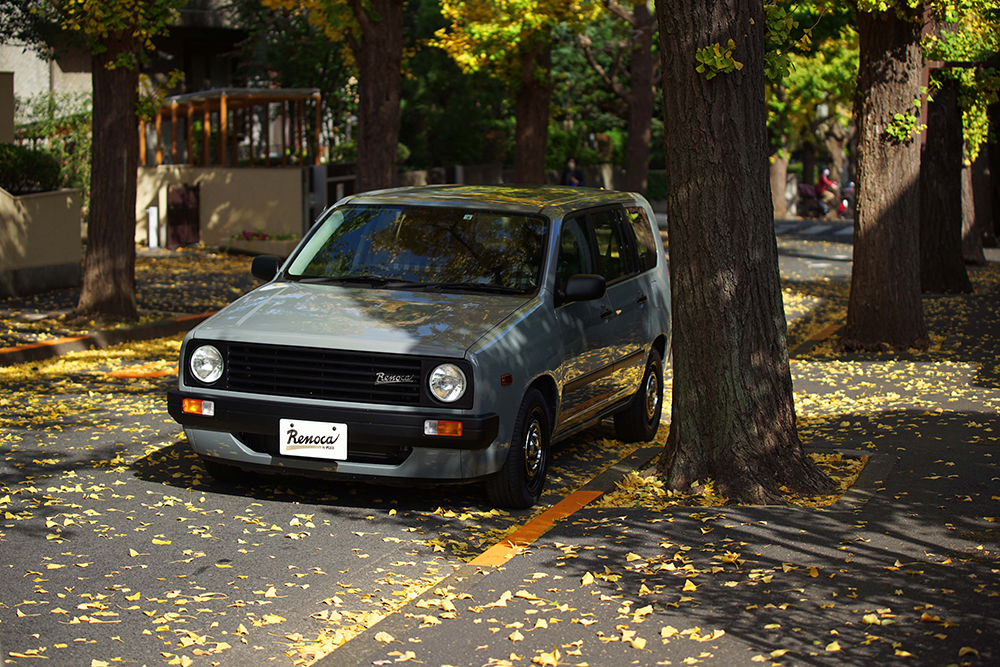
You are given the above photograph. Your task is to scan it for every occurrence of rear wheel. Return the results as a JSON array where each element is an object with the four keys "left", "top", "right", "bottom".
[
  {"left": 485, "top": 388, "right": 550, "bottom": 509},
  {"left": 614, "top": 349, "right": 664, "bottom": 443}
]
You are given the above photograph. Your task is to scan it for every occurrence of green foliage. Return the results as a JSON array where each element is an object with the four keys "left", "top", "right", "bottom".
[
  {"left": 135, "top": 70, "right": 184, "bottom": 122},
  {"left": 232, "top": 0, "right": 358, "bottom": 155},
  {"left": 545, "top": 126, "right": 601, "bottom": 170},
  {"left": 922, "top": 1, "right": 1000, "bottom": 161},
  {"left": 885, "top": 110, "right": 926, "bottom": 143},
  {"left": 764, "top": 2, "right": 797, "bottom": 82},
  {"left": 695, "top": 39, "right": 743, "bottom": 80},
  {"left": 327, "top": 140, "right": 411, "bottom": 165},
  {"left": 645, "top": 170, "right": 668, "bottom": 201},
  {"left": 399, "top": 0, "right": 511, "bottom": 168},
  {"left": 0, "top": 143, "right": 62, "bottom": 195},
  {"left": 13, "top": 91, "right": 93, "bottom": 216}
]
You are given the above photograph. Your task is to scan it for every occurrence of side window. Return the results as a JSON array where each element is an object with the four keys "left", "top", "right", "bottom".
[
  {"left": 555, "top": 216, "right": 595, "bottom": 293},
  {"left": 626, "top": 207, "right": 659, "bottom": 273},
  {"left": 590, "top": 210, "right": 628, "bottom": 283}
]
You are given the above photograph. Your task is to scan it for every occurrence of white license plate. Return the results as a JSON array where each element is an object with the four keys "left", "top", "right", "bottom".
[{"left": 279, "top": 419, "right": 347, "bottom": 460}]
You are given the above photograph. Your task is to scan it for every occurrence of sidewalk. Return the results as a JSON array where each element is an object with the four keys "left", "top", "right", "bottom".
[
  {"left": 3, "top": 246, "right": 999, "bottom": 666},
  {"left": 315, "top": 261, "right": 1000, "bottom": 666}
]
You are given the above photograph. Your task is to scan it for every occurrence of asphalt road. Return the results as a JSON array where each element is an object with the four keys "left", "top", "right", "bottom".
[{"left": 0, "top": 230, "right": 858, "bottom": 665}]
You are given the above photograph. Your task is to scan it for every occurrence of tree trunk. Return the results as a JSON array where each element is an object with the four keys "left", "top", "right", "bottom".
[
  {"left": 620, "top": 3, "right": 655, "bottom": 194},
  {"left": 654, "top": 0, "right": 833, "bottom": 503},
  {"left": 770, "top": 154, "right": 789, "bottom": 219},
  {"left": 990, "top": 103, "right": 1000, "bottom": 240},
  {"left": 842, "top": 7, "right": 927, "bottom": 351},
  {"left": 513, "top": 41, "right": 552, "bottom": 185},
  {"left": 823, "top": 123, "right": 850, "bottom": 184},
  {"left": 801, "top": 141, "right": 816, "bottom": 186},
  {"left": 972, "top": 147, "right": 996, "bottom": 247},
  {"left": 962, "top": 159, "right": 987, "bottom": 264},
  {"left": 352, "top": 0, "right": 403, "bottom": 193},
  {"left": 919, "top": 78, "right": 971, "bottom": 294},
  {"left": 77, "top": 35, "right": 140, "bottom": 321}
]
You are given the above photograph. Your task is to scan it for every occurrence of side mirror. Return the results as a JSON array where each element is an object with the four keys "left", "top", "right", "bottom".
[
  {"left": 563, "top": 274, "right": 606, "bottom": 303},
  {"left": 251, "top": 255, "right": 281, "bottom": 281}
]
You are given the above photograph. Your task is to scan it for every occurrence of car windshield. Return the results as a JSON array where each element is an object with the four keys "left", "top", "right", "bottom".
[{"left": 287, "top": 204, "right": 548, "bottom": 293}]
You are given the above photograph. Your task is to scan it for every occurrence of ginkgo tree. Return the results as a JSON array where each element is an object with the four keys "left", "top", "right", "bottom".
[
  {"left": 432, "top": 0, "right": 601, "bottom": 184},
  {"left": 655, "top": 0, "right": 835, "bottom": 503},
  {"left": 768, "top": 17, "right": 858, "bottom": 217},
  {"left": 10, "top": 0, "right": 187, "bottom": 321}
]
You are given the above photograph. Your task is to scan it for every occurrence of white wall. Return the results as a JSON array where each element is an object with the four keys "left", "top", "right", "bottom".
[{"left": 137, "top": 166, "right": 304, "bottom": 247}]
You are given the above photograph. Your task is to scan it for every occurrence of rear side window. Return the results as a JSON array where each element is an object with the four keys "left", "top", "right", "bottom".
[
  {"left": 625, "top": 207, "right": 659, "bottom": 273},
  {"left": 589, "top": 209, "right": 628, "bottom": 283}
]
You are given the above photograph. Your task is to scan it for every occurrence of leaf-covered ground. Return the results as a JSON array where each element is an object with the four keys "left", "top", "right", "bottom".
[{"left": 3, "top": 242, "right": 999, "bottom": 666}]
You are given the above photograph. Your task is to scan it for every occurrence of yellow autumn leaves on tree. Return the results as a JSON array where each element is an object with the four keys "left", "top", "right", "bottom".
[{"left": 432, "top": 0, "right": 601, "bottom": 86}]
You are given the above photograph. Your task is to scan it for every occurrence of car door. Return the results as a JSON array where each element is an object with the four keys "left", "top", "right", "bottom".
[
  {"left": 589, "top": 207, "right": 646, "bottom": 398},
  {"left": 554, "top": 214, "right": 623, "bottom": 428}
]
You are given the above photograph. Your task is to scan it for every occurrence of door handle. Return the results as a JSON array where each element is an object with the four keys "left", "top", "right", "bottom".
[
  {"left": 636, "top": 293, "right": 648, "bottom": 305},
  {"left": 600, "top": 308, "right": 615, "bottom": 320}
]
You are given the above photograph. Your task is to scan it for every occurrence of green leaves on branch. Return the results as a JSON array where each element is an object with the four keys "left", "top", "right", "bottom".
[
  {"left": 695, "top": 39, "right": 742, "bottom": 80},
  {"left": 694, "top": 2, "right": 801, "bottom": 83},
  {"left": 885, "top": 96, "right": 926, "bottom": 143},
  {"left": 135, "top": 69, "right": 184, "bottom": 122}
]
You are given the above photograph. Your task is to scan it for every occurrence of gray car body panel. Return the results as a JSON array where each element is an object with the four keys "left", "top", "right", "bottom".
[{"left": 172, "top": 185, "right": 671, "bottom": 485}]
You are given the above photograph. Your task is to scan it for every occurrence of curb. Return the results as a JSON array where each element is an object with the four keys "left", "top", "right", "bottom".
[{"left": 0, "top": 312, "right": 214, "bottom": 367}]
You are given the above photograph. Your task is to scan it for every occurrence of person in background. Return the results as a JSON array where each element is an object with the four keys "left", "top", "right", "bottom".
[
  {"left": 561, "top": 158, "right": 584, "bottom": 186},
  {"left": 816, "top": 168, "right": 839, "bottom": 209}
]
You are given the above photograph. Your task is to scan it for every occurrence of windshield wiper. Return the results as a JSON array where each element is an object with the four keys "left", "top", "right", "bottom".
[
  {"left": 296, "top": 274, "right": 417, "bottom": 287},
  {"left": 408, "top": 281, "right": 531, "bottom": 295}
]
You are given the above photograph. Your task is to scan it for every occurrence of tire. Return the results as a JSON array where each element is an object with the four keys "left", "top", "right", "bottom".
[
  {"left": 614, "top": 349, "right": 664, "bottom": 443},
  {"left": 201, "top": 457, "right": 244, "bottom": 484},
  {"left": 485, "top": 388, "right": 550, "bottom": 509}
]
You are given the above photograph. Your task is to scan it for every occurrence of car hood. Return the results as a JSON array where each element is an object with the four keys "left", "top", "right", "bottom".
[{"left": 192, "top": 281, "right": 532, "bottom": 357}]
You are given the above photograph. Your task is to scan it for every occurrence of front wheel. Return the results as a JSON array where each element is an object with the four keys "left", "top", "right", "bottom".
[
  {"left": 485, "top": 388, "right": 550, "bottom": 509},
  {"left": 614, "top": 349, "right": 664, "bottom": 443}
]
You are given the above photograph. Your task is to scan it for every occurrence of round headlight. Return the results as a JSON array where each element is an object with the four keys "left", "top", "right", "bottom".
[
  {"left": 428, "top": 363, "right": 467, "bottom": 403},
  {"left": 190, "top": 345, "right": 224, "bottom": 384}
]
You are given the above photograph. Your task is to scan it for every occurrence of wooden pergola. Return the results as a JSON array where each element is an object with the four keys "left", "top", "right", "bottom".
[{"left": 140, "top": 87, "right": 322, "bottom": 167}]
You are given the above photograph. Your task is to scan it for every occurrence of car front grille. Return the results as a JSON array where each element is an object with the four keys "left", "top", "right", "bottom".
[{"left": 225, "top": 343, "right": 422, "bottom": 405}]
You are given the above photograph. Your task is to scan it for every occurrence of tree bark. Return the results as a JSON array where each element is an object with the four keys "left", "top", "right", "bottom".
[
  {"left": 919, "top": 77, "right": 972, "bottom": 294},
  {"left": 654, "top": 0, "right": 832, "bottom": 503},
  {"left": 962, "top": 159, "right": 987, "bottom": 264},
  {"left": 513, "top": 41, "right": 552, "bottom": 185},
  {"left": 842, "top": 7, "right": 927, "bottom": 350},
  {"left": 972, "top": 147, "right": 996, "bottom": 247},
  {"left": 351, "top": 0, "right": 403, "bottom": 193},
  {"left": 76, "top": 34, "right": 141, "bottom": 321},
  {"left": 801, "top": 141, "right": 816, "bottom": 186},
  {"left": 770, "top": 154, "right": 789, "bottom": 219},
  {"left": 620, "top": 2, "right": 655, "bottom": 194}
]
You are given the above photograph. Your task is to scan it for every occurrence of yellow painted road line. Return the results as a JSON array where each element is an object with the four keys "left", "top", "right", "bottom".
[
  {"left": 108, "top": 362, "right": 178, "bottom": 378},
  {"left": 470, "top": 489, "right": 604, "bottom": 567},
  {"left": 0, "top": 335, "right": 89, "bottom": 355},
  {"left": 808, "top": 322, "right": 843, "bottom": 341}
]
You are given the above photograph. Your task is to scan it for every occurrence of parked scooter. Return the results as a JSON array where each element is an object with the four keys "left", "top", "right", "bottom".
[{"left": 796, "top": 183, "right": 828, "bottom": 219}]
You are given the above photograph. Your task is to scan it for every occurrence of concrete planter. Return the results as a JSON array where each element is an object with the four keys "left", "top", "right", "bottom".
[
  {"left": 1, "top": 187, "right": 82, "bottom": 297},
  {"left": 226, "top": 239, "right": 299, "bottom": 259}
]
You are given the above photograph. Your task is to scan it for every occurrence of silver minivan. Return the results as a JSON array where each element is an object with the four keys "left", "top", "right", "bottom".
[{"left": 168, "top": 185, "right": 671, "bottom": 508}]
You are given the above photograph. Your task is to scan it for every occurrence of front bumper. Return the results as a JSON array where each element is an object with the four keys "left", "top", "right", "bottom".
[{"left": 167, "top": 390, "right": 500, "bottom": 454}]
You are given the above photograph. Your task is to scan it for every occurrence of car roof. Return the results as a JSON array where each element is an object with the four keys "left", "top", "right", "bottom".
[{"left": 340, "top": 185, "right": 643, "bottom": 217}]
